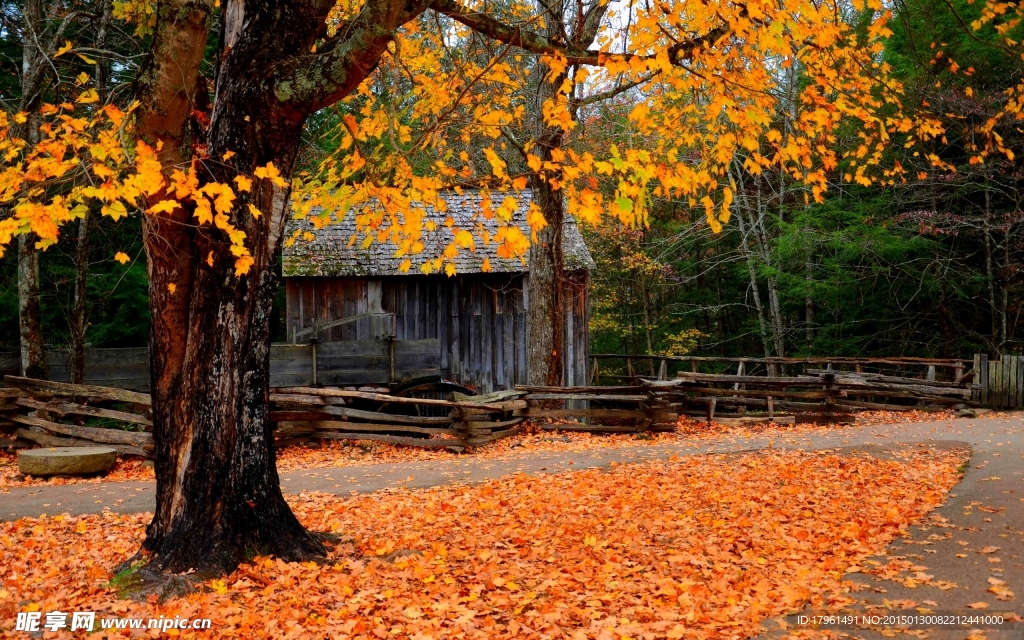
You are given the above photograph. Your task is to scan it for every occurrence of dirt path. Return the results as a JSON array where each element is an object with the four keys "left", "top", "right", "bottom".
[{"left": 2, "top": 413, "right": 1019, "bottom": 521}]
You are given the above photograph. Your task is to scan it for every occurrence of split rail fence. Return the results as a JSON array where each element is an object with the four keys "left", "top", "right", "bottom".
[
  {"left": 0, "top": 376, "right": 529, "bottom": 455},
  {"left": 0, "top": 376, "right": 685, "bottom": 456},
  {"left": 0, "top": 356, "right": 984, "bottom": 457}
]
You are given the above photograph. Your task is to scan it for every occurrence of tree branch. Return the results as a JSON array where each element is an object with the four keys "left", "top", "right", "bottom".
[
  {"left": 429, "top": 0, "right": 734, "bottom": 67},
  {"left": 269, "top": 0, "right": 430, "bottom": 115},
  {"left": 572, "top": 71, "right": 659, "bottom": 109}
]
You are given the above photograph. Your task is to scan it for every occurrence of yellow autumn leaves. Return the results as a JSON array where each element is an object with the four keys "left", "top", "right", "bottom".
[
  {"left": 0, "top": 102, "right": 162, "bottom": 253},
  {"left": 0, "top": 93, "right": 284, "bottom": 277}
]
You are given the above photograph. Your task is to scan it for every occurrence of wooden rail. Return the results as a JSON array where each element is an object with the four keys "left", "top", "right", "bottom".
[
  {"left": 514, "top": 384, "right": 677, "bottom": 433},
  {"left": 589, "top": 353, "right": 972, "bottom": 385},
  {"left": 0, "top": 376, "right": 527, "bottom": 455}
]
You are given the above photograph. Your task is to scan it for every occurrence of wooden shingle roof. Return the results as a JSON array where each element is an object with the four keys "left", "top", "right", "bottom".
[{"left": 282, "top": 189, "right": 595, "bottom": 277}]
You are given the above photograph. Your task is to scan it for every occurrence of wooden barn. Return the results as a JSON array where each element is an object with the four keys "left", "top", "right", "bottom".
[{"left": 281, "top": 190, "right": 595, "bottom": 393}]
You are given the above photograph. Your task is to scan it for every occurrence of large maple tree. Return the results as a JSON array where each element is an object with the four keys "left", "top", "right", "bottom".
[{"left": 2, "top": 0, "right": 1017, "bottom": 577}]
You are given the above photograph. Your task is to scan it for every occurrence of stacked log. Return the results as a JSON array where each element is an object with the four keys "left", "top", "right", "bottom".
[
  {"left": 271, "top": 386, "right": 527, "bottom": 450},
  {"left": 516, "top": 385, "right": 680, "bottom": 433},
  {"left": 0, "top": 376, "right": 153, "bottom": 456}
]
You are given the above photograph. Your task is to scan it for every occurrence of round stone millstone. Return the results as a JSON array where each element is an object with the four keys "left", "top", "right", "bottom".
[{"left": 18, "top": 447, "right": 117, "bottom": 477}]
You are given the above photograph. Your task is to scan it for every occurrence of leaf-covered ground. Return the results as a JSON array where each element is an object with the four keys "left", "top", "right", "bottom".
[
  {"left": 0, "top": 447, "right": 967, "bottom": 639},
  {"left": 0, "top": 410, "right": 959, "bottom": 490}
]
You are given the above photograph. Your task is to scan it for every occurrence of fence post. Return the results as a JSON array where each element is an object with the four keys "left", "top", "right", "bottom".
[
  {"left": 979, "top": 354, "right": 989, "bottom": 406},
  {"left": 733, "top": 360, "right": 745, "bottom": 391},
  {"left": 310, "top": 337, "right": 319, "bottom": 387},
  {"left": 972, "top": 354, "right": 980, "bottom": 403}
]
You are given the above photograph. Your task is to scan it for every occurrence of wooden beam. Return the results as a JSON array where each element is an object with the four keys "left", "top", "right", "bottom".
[
  {"left": 522, "top": 408, "right": 648, "bottom": 419},
  {"left": 14, "top": 398, "right": 152, "bottom": 428},
  {"left": 3, "top": 376, "right": 151, "bottom": 405},
  {"left": 274, "top": 386, "right": 524, "bottom": 412},
  {"left": 274, "top": 420, "right": 458, "bottom": 436},
  {"left": 13, "top": 427, "right": 149, "bottom": 457},
  {"left": 314, "top": 432, "right": 467, "bottom": 448},
  {"left": 526, "top": 393, "right": 648, "bottom": 401},
  {"left": 8, "top": 414, "right": 152, "bottom": 446}
]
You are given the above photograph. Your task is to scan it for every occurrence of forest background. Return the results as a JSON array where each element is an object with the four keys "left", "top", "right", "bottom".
[{"left": 1, "top": 0, "right": 1020, "bottom": 364}]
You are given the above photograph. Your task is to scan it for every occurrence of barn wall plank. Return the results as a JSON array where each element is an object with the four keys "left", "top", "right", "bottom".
[
  {"left": 438, "top": 281, "right": 449, "bottom": 372},
  {"left": 450, "top": 277, "right": 461, "bottom": 380},
  {"left": 494, "top": 288, "right": 505, "bottom": 389},
  {"left": 481, "top": 281, "right": 494, "bottom": 393}
]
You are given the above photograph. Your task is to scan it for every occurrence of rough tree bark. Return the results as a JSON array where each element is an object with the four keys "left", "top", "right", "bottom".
[
  {"left": 136, "top": 0, "right": 321, "bottom": 574},
  {"left": 804, "top": 237, "right": 814, "bottom": 348},
  {"left": 70, "top": 212, "right": 90, "bottom": 384},
  {"left": 133, "top": 0, "right": 475, "bottom": 575},
  {"left": 731, "top": 164, "right": 772, "bottom": 359},
  {"left": 735, "top": 206, "right": 773, "bottom": 360},
  {"left": 17, "top": 235, "right": 46, "bottom": 378}
]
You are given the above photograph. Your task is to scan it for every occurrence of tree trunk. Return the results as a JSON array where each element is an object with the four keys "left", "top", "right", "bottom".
[
  {"left": 522, "top": 0, "right": 610, "bottom": 386},
  {"left": 134, "top": 0, "right": 320, "bottom": 575},
  {"left": 1000, "top": 235, "right": 1010, "bottom": 354},
  {"left": 70, "top": 0, "right": 114, "bottom": 385},
  {"left": 18, "top": 235, "right": 46, "bottom": 379},
  {"left": 640, "top": 277, "right": 655, "bottom": 375},
  {"left": 134, "top": 0, "right": 419, "bottom": 574},
  {"left": 735, "top": 207, "right": 772, "bottom": 359},
  {"left": 983, "top": 186, "right": 999, "bottom": 352},
  {"left": 142, "top": 196, "right": 324, "bottom": 574},
  {"left": 525, "top": 0, "right": 569, "bottom": 387},
  {"left": 751, "top": 205, "right": 785, "bottom": 357},
  {"left": 16, "top": 0, "right": 49, "bottom": 380},
  {"left": 731, "top": 166, "right": 772, "bottom": 359},
  {"left": 804, "top": 238, "right": 814, "bottom": 348},
  {"left": 70, "top": 212, "right": 90, "bottom": 383},
  {"left": 526, "top": 177, "right": 566, "bottom": 386}
]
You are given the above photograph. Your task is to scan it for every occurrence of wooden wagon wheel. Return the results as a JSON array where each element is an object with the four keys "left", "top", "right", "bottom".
[{"left": 383, "top": 378, "right": 477, "bottom": 418}]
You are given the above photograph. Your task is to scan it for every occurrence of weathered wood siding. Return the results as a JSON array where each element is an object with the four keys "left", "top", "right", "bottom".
[
  {"left": 0, "top": 347, "right": 150, "bottom": 391},
  {"left": 973, "top": 353, "right": 1024, "bottom": 408},
  {"left": 0, "top": 341, "right": 441, "bottom": 392},
  {"left": 285, "top": 272, "right": 590, "bottom": 393}
]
